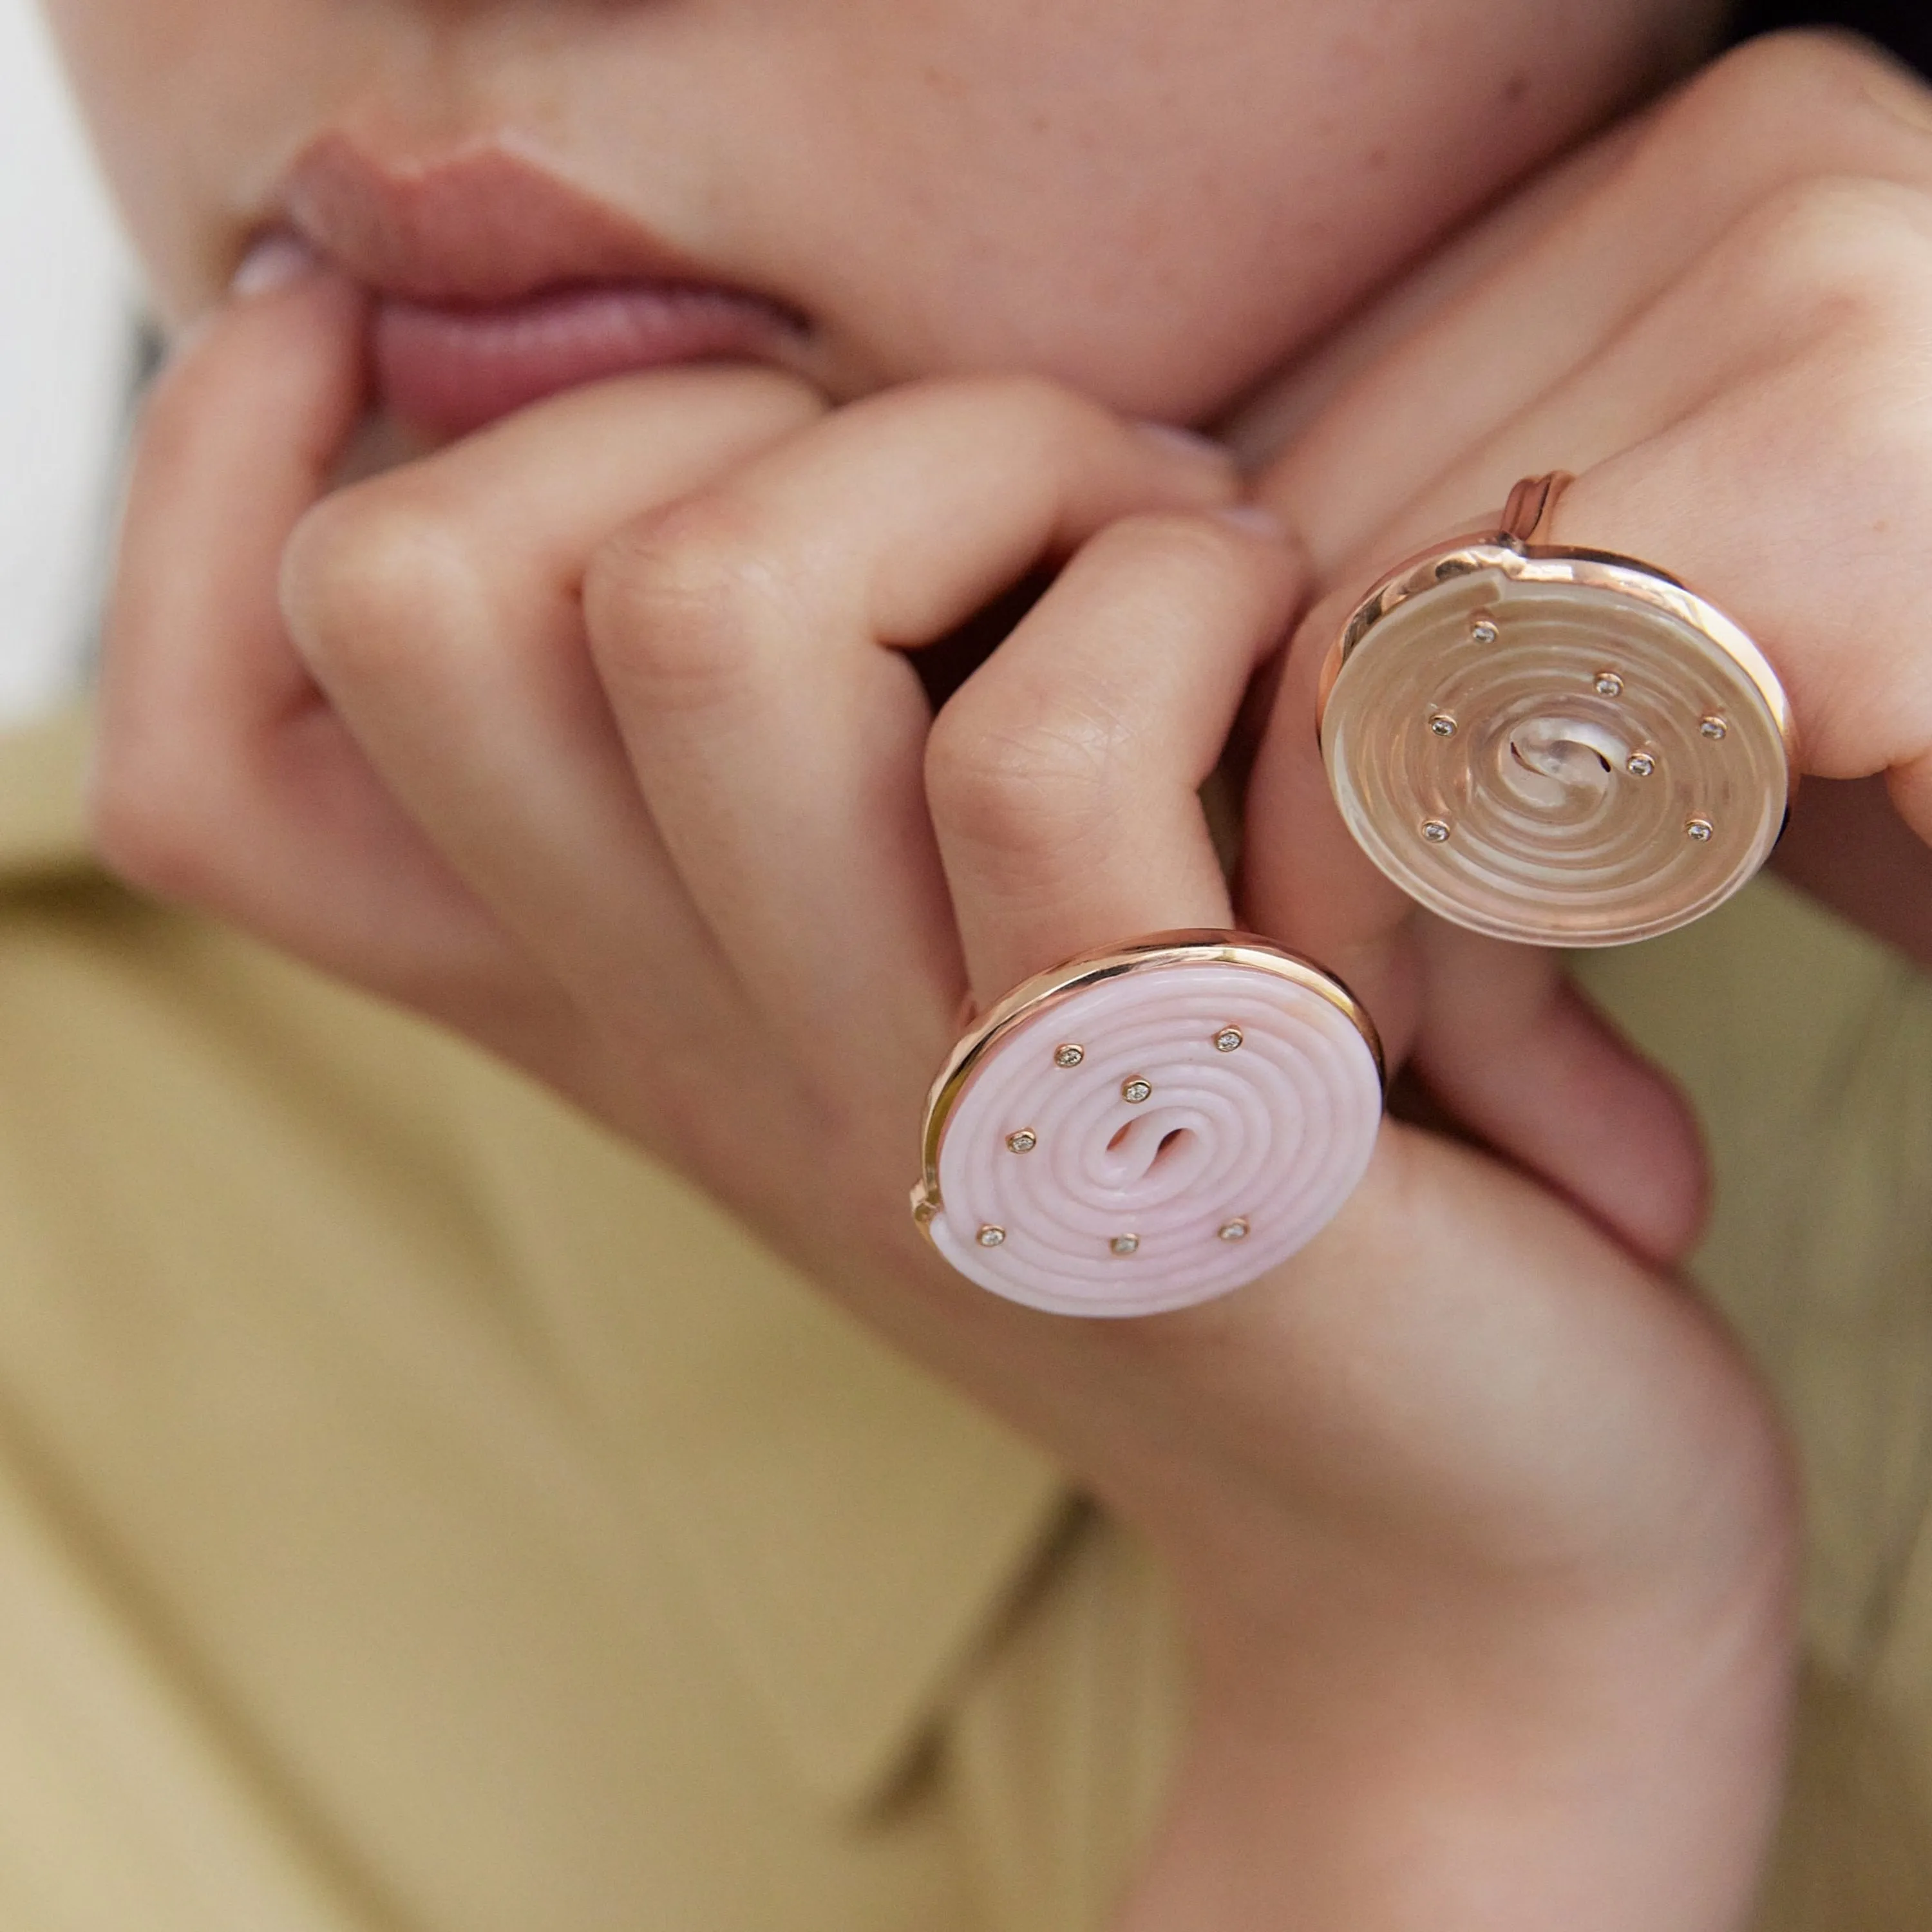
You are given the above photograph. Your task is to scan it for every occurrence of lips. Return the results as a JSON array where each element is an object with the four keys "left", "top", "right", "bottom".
[
  {"left": 370, "top": 282, "right": 800, "bottom": 439},
  {"left": 279, "top": 136, "right": 808, "bottom": 435}
]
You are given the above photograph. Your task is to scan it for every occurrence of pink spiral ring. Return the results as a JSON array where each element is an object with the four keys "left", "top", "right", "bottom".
[{"left": 912, "top": 934, "right": 1385, "bottom": 1317}]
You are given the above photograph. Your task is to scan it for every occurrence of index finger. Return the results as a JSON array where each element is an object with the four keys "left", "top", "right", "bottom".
[{"left": 95, "top": 250, "right": 526, "bottom": 1003}]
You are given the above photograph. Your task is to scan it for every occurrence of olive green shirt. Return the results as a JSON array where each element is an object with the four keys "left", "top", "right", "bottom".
[{"left": 0, "top": 710, "right": 1925, "bottom": 1928}]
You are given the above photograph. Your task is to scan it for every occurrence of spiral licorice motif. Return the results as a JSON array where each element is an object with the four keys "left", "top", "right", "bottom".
[
  {"left": 913, "top": 936, "right": 1384, "bottom": 1317},
  {"left": 1321, "top": 545, "right": 1794, "bottom": 947}
]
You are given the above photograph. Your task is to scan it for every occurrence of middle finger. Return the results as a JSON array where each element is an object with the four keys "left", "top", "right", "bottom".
[
  {"left": 281, "top": 364, "right": 825, "bottom": 1040},
  {"left": 580, "top": 377, "right": 1238, "bottom": 1092}
]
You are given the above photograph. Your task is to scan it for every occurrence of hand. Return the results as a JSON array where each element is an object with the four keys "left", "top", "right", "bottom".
[
  {"left": 1242, "top": 31, "right": 1932, "bottom": 1222},
  {"left": 95, "top": 261, "right": 1794, "bottom": 1927}
]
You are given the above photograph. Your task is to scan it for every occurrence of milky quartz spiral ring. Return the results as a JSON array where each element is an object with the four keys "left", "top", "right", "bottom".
[
  {"left": 1320, "top": 474, "right": 1797, "bottom": 947},
  {"left": 911, "top": 933, "right": 1385, "bottom": 1317}
]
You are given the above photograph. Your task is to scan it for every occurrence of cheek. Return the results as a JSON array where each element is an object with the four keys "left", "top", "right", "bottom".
[
  {"left": 37, "top": 0, "right": 346, "bottom": 323},
  {"left": 714, "top": 0, "right": 1719, "bottom": 419},
  {"left": 35, "top": 0, "right": 1721, "bottom": 408}
]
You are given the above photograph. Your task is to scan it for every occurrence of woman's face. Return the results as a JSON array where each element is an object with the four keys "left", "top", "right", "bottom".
[{"left": 41, "top": 0, "right": 1724, "bottom": 428}]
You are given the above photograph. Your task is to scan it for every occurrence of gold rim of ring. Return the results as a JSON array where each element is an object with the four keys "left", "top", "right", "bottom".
[{"left": 910, "top": 931, "right": 1385, "bottom": 1233}]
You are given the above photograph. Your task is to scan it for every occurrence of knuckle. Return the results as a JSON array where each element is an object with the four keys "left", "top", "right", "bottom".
[
  {"left": 582, "top": 493, "right": 791, "bottom": 711},
  {"left": 927, "top": 688, "right": 1122, "bottom": 861},
  {"left": 279, "top": 482, "right": 483, "bottom": 688},
  {"left": 1687, "top": 27, "right": 1908, "bottom": 139},
  {"left": 1729, "top": 174, "right": 1932, "bottom": 335},
  {"left": 1667, "top": 32, "right": 1932, "bottom": 241}
]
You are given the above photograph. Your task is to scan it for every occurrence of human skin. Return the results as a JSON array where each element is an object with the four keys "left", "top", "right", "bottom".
[
  {"left": 45, "top": 0, "right": 1721, "bottom": 416},
  {"left": 37, "top": 1, "right": 1886, "bottom": 1924},
  {"left": 1239, "top": 34, "right": 1932, "bottom": 1137}
]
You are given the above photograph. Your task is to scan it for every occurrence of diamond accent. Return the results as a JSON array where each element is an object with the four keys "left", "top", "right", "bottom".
[
  {"left": 1468, "top": 616, "right": 1499, "bottom": 646},
  {"left": 1595, "top": 671, "right": 1624, "bottom": 697},
  {"left": 1054, "top": 1044, "right": 1085, "bottom": 1068},
  {"left": 977, "top": 1225, "right": 1007, "bottom": 1247},
  {"left": 1625, "top": 752, "right": 1655, "bottom": 778},
  {"left": 1005, "top": 1130, "right": 1038, "bottom": 1155},
  {"left": 1218, "top": 1218, "right": 1249, "bottom": 1242},
  {"left": 1122, "top": 1078, "right": 1153, "bottom": 1104},
  {"left": 1421, "top": 819, "right": 1451, "bottom": 844},
  {"left": 1428, "top": 712, "right": 1457, "bottom": 738},
  {"left": 1700, "top": 715, "right": 1728, "bottom": 741},
  {"left": 1686, "top": 817, "right": 1714, "bottom": 843},
  {"left": 1110, "top": 1235, "right": 1141, "bottom": 1257},
  {"left": 1214, "top": 1028, "right": 1244, "bottom": 1053}
]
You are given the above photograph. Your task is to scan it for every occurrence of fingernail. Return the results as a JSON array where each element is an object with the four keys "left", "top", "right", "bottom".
[
  {"left": 1132, "top": 417, "right": 1236, "bottom": 470},
  {"left": 1210, "top": 502, "right": 1289, "bottom": 540},
  {"left": 230, "top": 232, "right": 320, "bottom": 299}
]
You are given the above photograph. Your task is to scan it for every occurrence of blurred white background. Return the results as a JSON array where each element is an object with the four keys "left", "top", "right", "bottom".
[{"left": 0, "top": 0, "right": 136, "bottom": 730}]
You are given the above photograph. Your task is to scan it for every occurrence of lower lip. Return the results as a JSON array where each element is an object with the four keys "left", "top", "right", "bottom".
[{"left": 370, "top": 281, "right": 802, "bottom": 436}]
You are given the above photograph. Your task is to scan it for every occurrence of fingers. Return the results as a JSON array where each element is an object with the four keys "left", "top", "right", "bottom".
[
  {"left": 1262, "top": 171, "right": 1932, "bottom": 798},
  {"left": 1245, "top": 138, "right": 1932, "bottom": 1245},
  {"left": 1242, "top": 516, "right": 1719, "bottom": 1264},
  {"left": 97, "top": 261, "right": 363, "bottom": 888},
  {"left": 1237, "top": 587, "right": 1712, "bottom": 1272},
  {"left": 1252, "top": 479, "right": 1739, "bottom": 1252},
  {"left": 1241, "top": 587, "right": 1423, "bottom": 1050},
  {"left": 1240, "top": 587, "right": 1713, "bottom": 1272},
  {"left": 94, "top": 258, "right": 533, "bottom": 1019},
  {"left": 1407, "top": 921, "right": 1708, "bottom": 1266},
  {"left": 581, "top": 378, "right": 1240, "bottom": 1088},
  {"left": 931, "top": 509, "right": 1302, "bottom": 1007},
  {"left": 1287, "top": 175, "right": 1932, "bottom": 826},
  {"left": 1260, "top": 30, "right": 1932, "bottom": 573},
  {"left": 280, "top": 365, "right": 826, "bottom": 1028},
  {"left": 1249, "top": 32, "right": 1932, "bottom": 820}
]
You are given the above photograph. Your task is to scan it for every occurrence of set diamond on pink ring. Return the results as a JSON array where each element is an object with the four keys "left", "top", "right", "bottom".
[{"left": 911, "top": 933, "right": 1386, "bottom": 1317}]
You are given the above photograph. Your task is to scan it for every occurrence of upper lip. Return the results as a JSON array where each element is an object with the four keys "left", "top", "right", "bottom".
[{"left": 279, "top": 133, "right": 784, "bottom": 311}]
